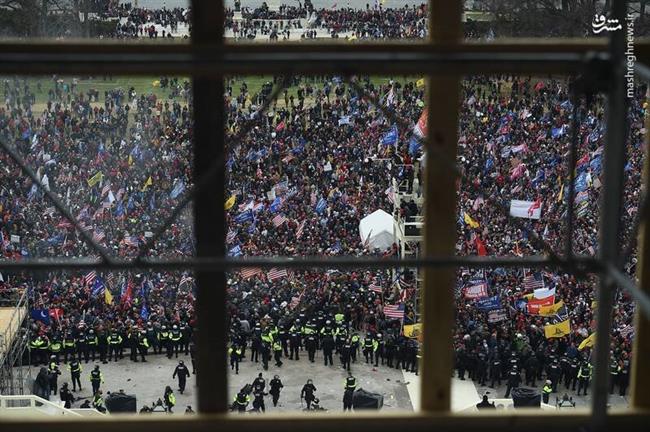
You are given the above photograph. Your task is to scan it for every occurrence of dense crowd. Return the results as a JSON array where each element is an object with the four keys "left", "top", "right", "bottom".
[
  {"left": 225, "top": 3, "right": 428, "bottom": 41},
  {"left": 0, "top": 75, "right": 197, "bottom": 370},
  {"left": 0, "top": 3, "right": 645, "bottom": 412},
  {"left": 223, "top": 76, "right": 423, "bottom": 375},
  {"left": 452, "top": 75, "right": 644, "bottom": 398},
  {"left": 113, "top": 5, "right": 191, "bottom": 39}
]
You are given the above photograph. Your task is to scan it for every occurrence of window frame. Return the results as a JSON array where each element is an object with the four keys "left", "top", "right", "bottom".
[{"left": 0, "top": 0, "right": 649, "bottom": 429}]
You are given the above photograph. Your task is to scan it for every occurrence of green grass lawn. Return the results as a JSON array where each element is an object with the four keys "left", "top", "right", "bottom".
[{"left": 2, "top": 74, "right": 421, "bottom": 108}]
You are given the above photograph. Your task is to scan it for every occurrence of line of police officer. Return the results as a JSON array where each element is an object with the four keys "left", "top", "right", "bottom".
[
  {"left": 228, "top": 312, "right": 420, "bottom": 374},
  {"left": 454, "top": 334, "right": 631, "bottom": 398},
  {"left": 29, "top": 321, "right": 193, "bottom": 366}
]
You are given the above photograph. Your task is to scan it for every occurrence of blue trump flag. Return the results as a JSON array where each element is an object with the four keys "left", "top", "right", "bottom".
[
  {"left": 270, "top": 197, "right": 283, "bottom": 213},
  {"left": 228, "top": 244, "right": 242, "bottom": 257},
  {"left": 315, "top": 197, "right": 327, "bottom": 214},
  {"left": 140, "top": 303, "right": 149, "bottom": 320},
  {"left": 381, "top": 125, "right": 399, "bottom": 146},
  {"left": 408, "top": 136, "right": 421, "bottom": 156},
  {"left": 475, "top": 295, "right": 501, "bottom": 311},
  {"left": 115, "top": 201, "right": 125, "bottom": 217},
  {"left": 47, "top": 234, "right": 65, "bottom": 246},
  {"left": 170, "top": 180, "right": 185, "bottom": 199},
  {"left": 91, "top": 277, "right": 105, "bottom": 297},
  {"left": 551, "top": 125, "right": 566, "bottom": 138},
  {"left": 575, "top": 172, "right": 588, "bottom": 193},
  {"left": 234, "top": 210, "right": 254, "bottom": 223},
  {"left": 31, "top": 308, "right": 50, "bottom": 325}
]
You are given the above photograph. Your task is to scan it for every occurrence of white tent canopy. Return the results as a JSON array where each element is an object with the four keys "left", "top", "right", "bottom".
[{"left": 359, "top": 209, "right": 395, "bottom": 251}]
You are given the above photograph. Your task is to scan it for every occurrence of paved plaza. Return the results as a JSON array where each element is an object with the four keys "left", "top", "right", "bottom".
[{"left": 14, "top": 350, "right": 630, "bottom": 415}]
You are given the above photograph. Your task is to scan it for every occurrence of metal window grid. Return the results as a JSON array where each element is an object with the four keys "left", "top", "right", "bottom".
[{"left": 0, "top": 0, "right": 650, "bottom": 431}]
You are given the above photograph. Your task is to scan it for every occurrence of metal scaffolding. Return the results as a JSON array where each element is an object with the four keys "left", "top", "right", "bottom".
[{"left": 0, "top": 289, "right": 30, "bottom": 395}]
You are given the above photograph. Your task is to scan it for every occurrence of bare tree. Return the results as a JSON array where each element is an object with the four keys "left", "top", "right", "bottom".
[{"left": 473, "top": 0, "right": 599, "bottom": 37}]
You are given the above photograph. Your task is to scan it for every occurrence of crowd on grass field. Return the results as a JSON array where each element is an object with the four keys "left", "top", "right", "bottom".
[{"left": 0, "top": 3, "right": 645, "bottom": 411}]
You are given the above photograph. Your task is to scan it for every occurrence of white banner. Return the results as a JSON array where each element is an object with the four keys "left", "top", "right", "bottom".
[
  {"left": 464, "top": 282, "right": 488, "bottom": 299},
  {"left": 488, "top": 309, "right": 508, "bottom": 323},
  {"left": 533, "top": 287, "right": 555, "bottom": 299},
  {"left": 509, "top": 199, "right": 542, "bottom": 219}
]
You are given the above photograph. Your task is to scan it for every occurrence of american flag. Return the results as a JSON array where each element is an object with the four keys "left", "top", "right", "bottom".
[
  {"left": 267, "top": 268, "right": 288, "bottom": 281},
  {"left": 239, "top": 200, "right": 254, "bottom": 212},
  {"left": 272, "top": 214, "right": 288, "bottom": 227},
  {"left": 620, "top": 324, "right": 635, "bottom": 338},
  {"left": 123, "top": 236, "right": 140, "bottom": 247},
  {"left": 92, "top": 229, "right": 105, "bottom": 242},
  {"left": 57, "top": 219, "right": 73, "bottom": 229},
  {"left": 241, "top": 267, "right": 262, "bottom": 279},
  {"left": 310, "top": 191, "right": 317, "bottom": 206},
  {"left": 84, "top": 271, "right": 97, "bottom": 286},
  {"left": 295, "top": 219, "right": 306, "bottom": 239},
  {"left": 523, "top": 270, "right": 545, "bottom": 290},
  {"left": 369, "top": 283, "right": 383, "bottom": 293},
  {"left": 101, "top": 183, "right": 111, "bottom": 197},
  {"left": 398, "top": 275, "right": 414, "bottom": 289},
  {"left": 253, "top": 202, "right": 265, "bottom": 213},
  {"left": 77, "top": 206, "right": 90, "bottom": 220},
  {"left": 274, "top": 181, "right": 289, "bottom": 195},
  {"left": 385, "top": 186, "right": 395, "bottom": 204},
  {"left": 226, "top": 229, "right": 237, "bottom": 244},
  {"left": 384, "top": 303, "right": 405, "bottom": 320},
  {"left": 400, "top": 288, "right": 415, "bottom": 302},
  {"left": 106, "top": 272, "right": 115, "bottom": 288},
  {"left": 289, "top": 290, "right": 304, "bottom": 309},
  {"left": 282, "top": 154, "right": 295, "bottom": 163},
  {"left": 179, "top": 274, "right": 193, "bottom": 288}
]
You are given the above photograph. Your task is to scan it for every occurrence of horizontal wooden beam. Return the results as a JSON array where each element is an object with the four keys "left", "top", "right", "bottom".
[
  {"left": 0, "top": 40, "right": 629, "bottom": 75},
  {"left": 0, "top": 410, "right": 649, "bottom": 432}
]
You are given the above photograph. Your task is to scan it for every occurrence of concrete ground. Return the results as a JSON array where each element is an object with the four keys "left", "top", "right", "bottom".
[
  {"left": 16, "top": 349, "right": 414, "bottom": 415},
  {"left": 15, "top": 352, "right": 631, "bottom": 415},
  {"left": 227, "top": 351, "right": 413, "bottom": 412},
  {"left": 473, "top": 376, "right": 630, "bottom": 409}
]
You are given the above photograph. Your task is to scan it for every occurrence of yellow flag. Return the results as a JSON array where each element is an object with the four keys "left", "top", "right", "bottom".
[
  {"left": 557, "top": 182, "right": 564, "bottom": 203},
  {"left": 464, "top": 212, "right": 479, "bottom": 229},
  {"left": 539, "top": 300, "right": 565, "bottom": 317},
  {"left": 403, "top": 323, "right": 422, "bottom": 339},
  {"left": 224, "top": 195, "right": 237, "bottom": 210},
  {"left": 105, "top": 288, "right": 113, "bottom": 305},
  {"left": 578, "top": 332, "right": 596, "bottom": 350},
  {"left": 141, "top": 176, "right": 153, "bottom": 191},
  {"left": 128, "top": 154, "right": 133, "bottom": 166},
  {"left": 416, "top": 78, "right": 426, "bottom": 88},
  {"left": 591, "top": 300, "right": 598, "bottom": 309},
  {"left": 544, "top": 319, "right": 571, "bottom": 339},
  {"left": 87, "top": 171, "right": 104, "bottom": 187}
]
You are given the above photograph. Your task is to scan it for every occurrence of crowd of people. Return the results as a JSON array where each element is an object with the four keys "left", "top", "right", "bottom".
[
  {"left": 112, "top": 5, "right": 191, "bottom": 39},
  {"left": 0, "top": 75, "right": 197, "bottom": 376},
  {"left": 452, "top": 75, "right": 644, "bottom": 399},
  {"left": 224, "top": 2, "right": 428, "bottom": 41},
  {"left": 0, "top": 1, "right": 645, "bottom": 414}
]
